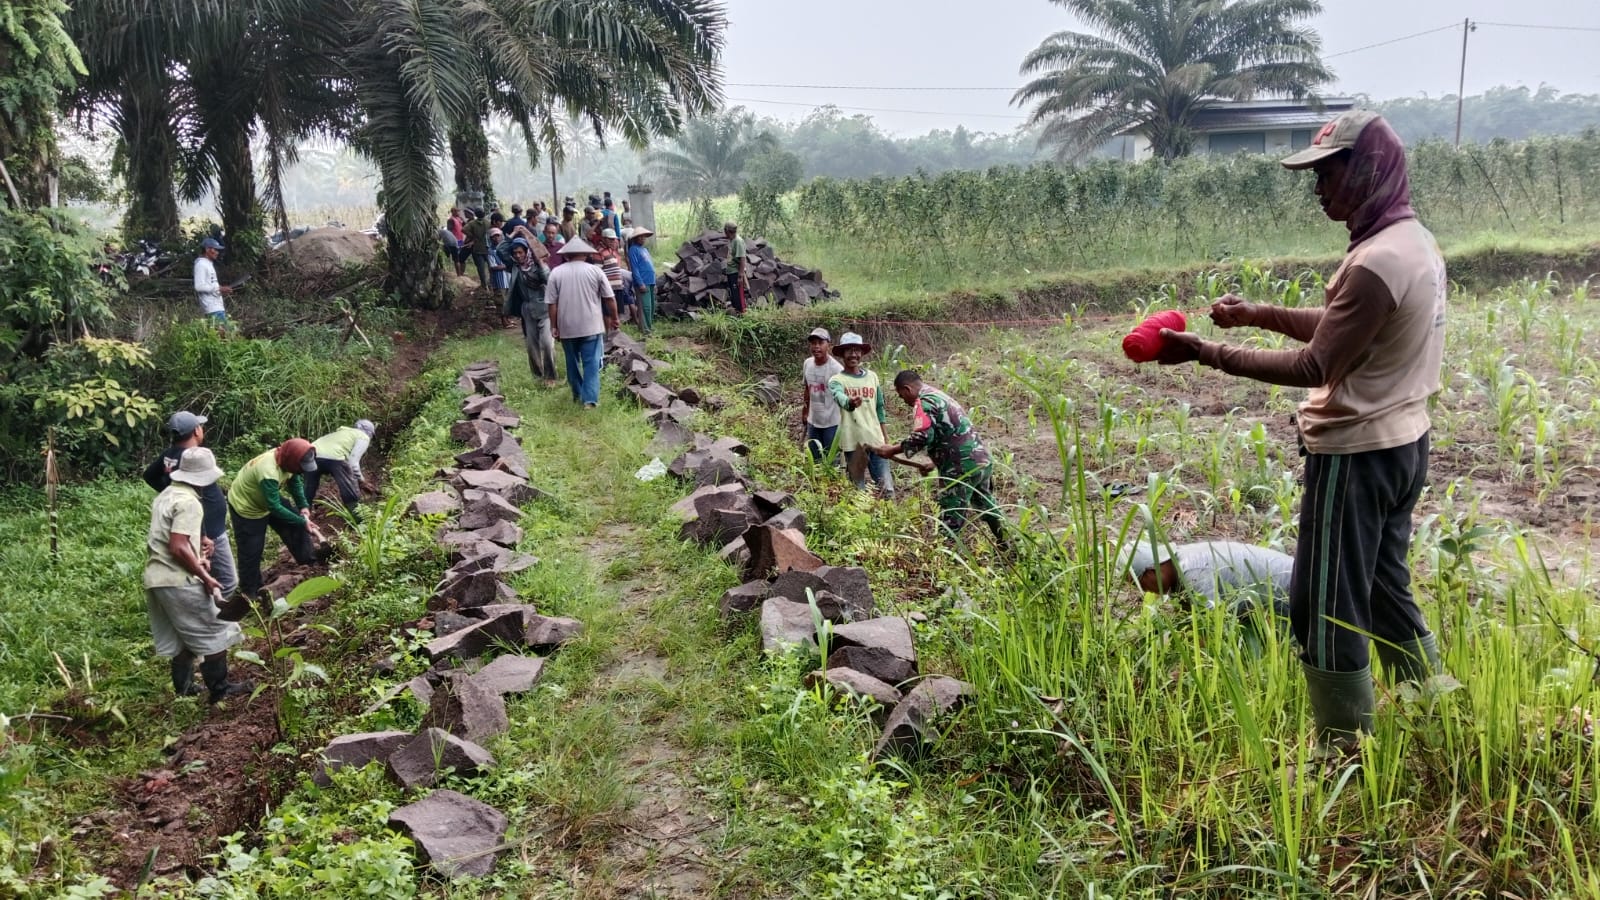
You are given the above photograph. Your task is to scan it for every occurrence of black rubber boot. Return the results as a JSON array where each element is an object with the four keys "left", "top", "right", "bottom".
[
  {"left": 1376, "top": 633, "right": 1441, "bottom": 685},
  {"left": 170, "top": 651, "right": 203, "bottom": 697},
  {"left": 1302, "top": 662, "right": 1375, "bottom": 751},
  {"left": 200, "top": 653, "right": 256, "bottom": 704}
]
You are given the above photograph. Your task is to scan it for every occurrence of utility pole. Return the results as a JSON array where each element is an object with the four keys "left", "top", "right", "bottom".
[
  {"left": 549, "top": 154, "right": 558, "bottom": 211},
  {"left": 1454, "top": 17, "right": 1474, "bottom": 148}
]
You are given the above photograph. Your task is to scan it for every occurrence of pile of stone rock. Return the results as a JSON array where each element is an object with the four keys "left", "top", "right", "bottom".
[
  {"left": 615, "top": 340, "right": 974, "bottom": 761},
  {"left": 654, "top": 231, "right": 835, "bottom": 318},
  {"left": 311, "top": 360, "right": 584, "bottom": 881}
]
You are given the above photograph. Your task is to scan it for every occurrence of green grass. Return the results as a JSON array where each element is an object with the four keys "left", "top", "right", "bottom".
[
  {"left": 13, "top": 256, "right": 1600, "bottom": 896},
  {"left": 683, "top": 271, "right": 1600, "bottom": 897}
]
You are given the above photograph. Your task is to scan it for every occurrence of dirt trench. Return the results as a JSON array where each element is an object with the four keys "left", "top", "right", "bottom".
[{"left": 73, "top": 296, "right": 498, "bottom": 890}]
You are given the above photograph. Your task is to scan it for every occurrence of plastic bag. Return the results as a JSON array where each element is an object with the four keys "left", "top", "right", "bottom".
[{"left": 634, "top": 457, "right": 668, "bottom": 482}]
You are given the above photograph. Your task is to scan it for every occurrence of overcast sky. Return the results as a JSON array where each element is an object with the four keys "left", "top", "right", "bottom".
[{"left": 720, "top": 0, "right": 1600, "bottom": 135}]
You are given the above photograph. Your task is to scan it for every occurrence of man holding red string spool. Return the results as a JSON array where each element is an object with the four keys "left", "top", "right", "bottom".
[{"left": 1154, "top": 110, "right": 1447, "bottom": 756}]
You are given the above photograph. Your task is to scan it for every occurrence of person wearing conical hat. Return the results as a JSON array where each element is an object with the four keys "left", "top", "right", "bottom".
[{"left": 546, "top": 237, "right": 618, "bottom": 409}]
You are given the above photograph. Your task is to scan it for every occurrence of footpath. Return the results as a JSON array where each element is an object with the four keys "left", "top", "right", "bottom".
[{"left": 306, "top": 330, "right": 970, "bottom": 894}]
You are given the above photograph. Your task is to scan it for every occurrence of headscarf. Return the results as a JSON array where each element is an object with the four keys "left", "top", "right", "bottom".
[
  {"left": 275, "top": 437, "right": 314, "bottom": 474},
  {"left": 1343, "top": 116, "right": 1416, "bottom": 250},
  {"left": 509, "top": 237, "right": 537, "bottom": 273}
]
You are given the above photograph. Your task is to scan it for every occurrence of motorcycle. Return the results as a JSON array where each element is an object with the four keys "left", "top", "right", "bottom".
[{"left": 120, "top": 238, "right": 177, "bottom": 278}]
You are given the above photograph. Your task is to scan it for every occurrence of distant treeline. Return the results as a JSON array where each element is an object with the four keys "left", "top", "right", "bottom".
[
  {"left": 267, "top": 86, "right": 1600, "bottom": 213},
  {"left": 763, "top": 86, "right": 1600, "bottom": 181}
]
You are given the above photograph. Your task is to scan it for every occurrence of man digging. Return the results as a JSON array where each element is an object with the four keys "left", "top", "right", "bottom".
[
  {"left": 872, "top": 370, "right": 1009, "bottom": 550},
  {"left": 143, "top": 411, "right": 236, "bottom": 602}
]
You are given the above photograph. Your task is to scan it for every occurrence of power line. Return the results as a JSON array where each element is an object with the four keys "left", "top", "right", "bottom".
[
  {"left": 728, "top": 82, "right": 1015, "bottom": 92},
  {"left": 727, "top": 97, "right": 1028, "bottom": 120},
  {"left": 1323, "top": 22, "right": 1459, "bottom": 58},
  {"left": 1475, "top": 21, "right": 1600, "bottom": 33},
  {"left": 721, "top": 19, "right": 1595, "bottom": 97}
]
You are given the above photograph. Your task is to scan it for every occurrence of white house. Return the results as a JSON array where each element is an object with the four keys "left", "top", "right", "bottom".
[{"left": 1118, "top": 97, "right": 1357, "bottom": 161}]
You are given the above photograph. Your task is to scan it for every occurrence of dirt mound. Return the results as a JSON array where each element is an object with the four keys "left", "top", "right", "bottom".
[{"left": 271, "top": 227, "right": 379, "bottom": 272}]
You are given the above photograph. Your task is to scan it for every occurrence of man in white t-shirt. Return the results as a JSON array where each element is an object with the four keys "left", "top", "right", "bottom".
[
  {"left": 545, "top": 237, "right": 617, "bottom": 409},
  {"left": 1118, "top": 534, "right": 1294, "bottom": 620},
  {"left": 193, "top": 237, "right": 232, "bottom": 328},
  {"left": 799, "top": 328, "right": 843, "bottom": 461}
]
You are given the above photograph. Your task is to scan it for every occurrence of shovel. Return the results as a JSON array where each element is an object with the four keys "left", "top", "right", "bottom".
[{"left": 213, "top": 586, "right": 252, "bottom": 623}]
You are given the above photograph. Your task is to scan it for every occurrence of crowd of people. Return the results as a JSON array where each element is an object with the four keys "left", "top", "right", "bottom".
[{"left": 162, "top": 110, "right": 1444, "bottom": 761}]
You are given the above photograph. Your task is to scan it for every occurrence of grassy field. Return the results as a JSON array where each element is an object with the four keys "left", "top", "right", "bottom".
[
  {"left": 722, "top": 264, "right": 1600, "bottom": 894},
  {"left": 11, "top": 134, "right": 1600, "bottom": 894},
  {"left": 7, "top": 262, "right": 1600, "bottom": 895}
]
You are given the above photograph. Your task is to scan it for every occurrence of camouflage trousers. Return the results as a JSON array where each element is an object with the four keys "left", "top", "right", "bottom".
[{"left": 936, "top": 464, "right": 1005, "bottom": 543}]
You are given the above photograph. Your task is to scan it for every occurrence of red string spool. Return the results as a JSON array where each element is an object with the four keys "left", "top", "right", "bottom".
[{"left": 1121, "top": 310, "right": 1188, "bottom": 363}]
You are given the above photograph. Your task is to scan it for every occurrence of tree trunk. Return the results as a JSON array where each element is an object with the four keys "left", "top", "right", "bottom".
[
  {"left": 120, "top": 80, "right": 180, "bottom": 244},
  {"left": 385, "top": 225, "right": 448, "bottom": 309},
  {"left": 449, "top": 116, "right": 494, "bottom": 211},
  {"left": 216, "top": 126, "right": 265, "bottom": 268}
]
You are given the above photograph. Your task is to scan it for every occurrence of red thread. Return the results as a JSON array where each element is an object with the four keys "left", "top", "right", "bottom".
[{"left": 1121, "top": 310, "right": 1187, "bottom": 363}]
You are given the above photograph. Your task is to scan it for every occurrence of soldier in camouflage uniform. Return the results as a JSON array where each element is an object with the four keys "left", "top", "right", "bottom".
[{"left": 873, "top": 370, "right": 1008, "bottom": 548}]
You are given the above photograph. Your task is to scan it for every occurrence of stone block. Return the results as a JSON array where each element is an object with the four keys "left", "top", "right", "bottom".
[
  {"left": 408, "top": 490, "right": 462, "bottom": 518},
  {"left": 469, "top": 654, "right": 546, "bottom": 696},
  {"left": 759, "top": 598, "right": 817, "bottom": 656},
  {"left": 872, "top": 676, "right": 974, "bottom": 759},
  {"left": 742, "top": 525, "right": 823, "bottom": 580},
  {"left": 388, "top": 788, "right": 507, "bottom": 880},
  {"left": 387, "top": 729, "right": 495, "bottom": 791},
  {"left": 424, "top": 672, "right": 509, "bottom": 744}
]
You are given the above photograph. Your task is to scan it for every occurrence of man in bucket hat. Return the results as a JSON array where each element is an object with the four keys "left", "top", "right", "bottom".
[
  {"left": 143, "top": 411, "right": 237, "bottom": 601},
  {"left": 145, "top": 447, "right": 255, "bottom": 703},
  {"left": 827, "top": 332, "right": 895, "bottom": 498},
  {"left": 1157, "top": 109, "right": 1447, "bottom": 754}
]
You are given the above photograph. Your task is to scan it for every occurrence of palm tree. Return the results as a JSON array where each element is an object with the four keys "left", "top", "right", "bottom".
[
  {"left": 646, "top": 109, "right": 778, "bottom": 202},
  {"left": 339, "top": 0, "right": 725, "bottom": 307},
  {"left": 65, "top": 0, "right": 724, "bottom": 305},
  {"left": 0, "top": 0, "right": 85, "bottom": 208},
  {"left": 1013, "top": 0, "right": 1333, "bottom": 161},
  {"left": 65, "top": 0, "right": 195, "bottom": 240}
]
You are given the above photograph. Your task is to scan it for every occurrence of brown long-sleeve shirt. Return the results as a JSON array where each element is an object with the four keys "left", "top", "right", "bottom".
[{"left": 1196, "top": 219, "right": 1447, "bottom": 454}]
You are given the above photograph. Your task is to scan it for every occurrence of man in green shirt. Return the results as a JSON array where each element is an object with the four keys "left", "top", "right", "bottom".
[
  {"left": 228, "top": 437, "right": 324, "bottom": 601},
  {"left": 146, "top": 448, "right": 253, "bottom": 702},
  {"left": 723, "top": 221, "right": 748, "bottom": 315},
  {"left": 307, "top": 419, "right": 377, "bottom": 517}
]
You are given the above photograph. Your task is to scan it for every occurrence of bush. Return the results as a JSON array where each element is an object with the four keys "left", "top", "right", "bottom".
[
  {"left": 0, "top": 207, "right": 111, "bottom": 361},
  {"left": 145, "top": 321, "right": 385, "bottom": 455}
]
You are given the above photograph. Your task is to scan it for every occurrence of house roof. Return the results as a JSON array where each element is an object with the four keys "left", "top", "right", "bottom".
[{"left": 1119, "top": 98, "right": 1358, "bottom": 136}]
